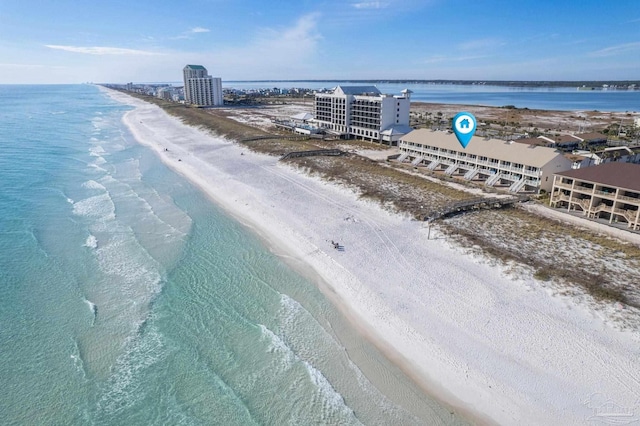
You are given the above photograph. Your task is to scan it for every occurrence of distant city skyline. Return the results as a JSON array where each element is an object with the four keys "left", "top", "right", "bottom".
[{"left": 1, "top": 0, "right": 639, "bottom": 84}]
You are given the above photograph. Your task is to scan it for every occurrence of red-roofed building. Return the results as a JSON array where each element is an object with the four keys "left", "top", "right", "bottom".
[{"left": 550, "top": 162, "right": 640, "bottom": 230}]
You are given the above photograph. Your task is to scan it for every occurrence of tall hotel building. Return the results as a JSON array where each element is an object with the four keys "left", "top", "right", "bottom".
[
  {"left": 314, "top": 86, "right": 413, "bottom": 145},
  {"left": 182, "top": 64, "right": 223, "bottom": 107}
]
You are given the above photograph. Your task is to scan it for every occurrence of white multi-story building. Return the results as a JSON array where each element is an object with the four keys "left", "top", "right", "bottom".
[
  {"left": 156, "top": 86, "right": 176, "bottom": 101},
  {"left": 399, "top": 129, "right": 574, "bottom": 193},
  {"left": 314, "top": 86, "right": 412, "bottom": 145},
  {"left": 182, "top": 65, "right": 223, "bottom": 107}
]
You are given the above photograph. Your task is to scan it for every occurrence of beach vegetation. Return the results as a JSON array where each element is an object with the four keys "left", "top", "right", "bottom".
[{"left": 442, "top": 207, "right": 640, "bottom": 310}]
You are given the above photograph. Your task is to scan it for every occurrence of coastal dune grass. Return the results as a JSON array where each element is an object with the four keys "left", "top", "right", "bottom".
[
  {"left": 443, "top": 207, "right": 640, "bottom": 309},
  {"left": 287, "top": 154, "right": 474, "bottom": 218}
]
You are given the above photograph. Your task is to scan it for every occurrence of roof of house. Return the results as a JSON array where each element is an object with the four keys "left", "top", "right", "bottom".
[
  {"left": 575, "top": 132, "right": 607, "bottom": 141},
  {"left": 381, "top": 124, "right": 413, "bottom": 135},
  {"left": 553, "top": 134, "right": 582, "bottom": 145},
  {"left": 291, "top": 112, "right": 313, "bottom": 121},
  {"left": 514, "top": 137, "right": 550, "bottom": 146},
  {"left": 555, "top": 162, "right": 640, "bottom": 192},
  {"left": 598, "top": 146, "right": 632, "bottom": 154},
  {"left": 184, "top": 64, "right": 206, "bottom": 70},
  {"left": 564, "top": 153, "right": 587, "bottom": 162},
  {"left": 400, "top": 129, "right": 567, "bottom": 168},
  {"left": 334, "top": 85, "right": 381, "bottom": 96}
]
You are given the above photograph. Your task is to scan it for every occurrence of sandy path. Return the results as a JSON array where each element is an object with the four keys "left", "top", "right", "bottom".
[{"left": 105, "top": 88, "right": 640, "bottom": 425}]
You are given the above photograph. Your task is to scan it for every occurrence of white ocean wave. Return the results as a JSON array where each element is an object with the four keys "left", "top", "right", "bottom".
[
  {"left": 84, "top": 298, "right": 98, "bottom": 326},
  {"left": 258, "top": 322, "right": 356, "bottom": 421},
  {"left": 84, "top": 234, "right": 98, "bottom": 249},
  {"left": 82, "top": 180, "right": 107, "bottom": 191},
  {"left": 302, "top": 359, "right": 357, "bottom": 421},
  {"left": 96, "top": 322, "right": 165, "bottom": 416},
  {"left": 259, "top": 324, "right": 295, "bottom": 370},
  {"left": 72, "top": 192, "right": 115, "bottom": 221},
  {"left": 89, "top": 145, "right": 106, "bottom": 157}
]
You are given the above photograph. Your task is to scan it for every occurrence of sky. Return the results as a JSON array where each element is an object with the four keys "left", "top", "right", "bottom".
[{"left": 1, "top": 0, "right": 639, "bottom": 84}]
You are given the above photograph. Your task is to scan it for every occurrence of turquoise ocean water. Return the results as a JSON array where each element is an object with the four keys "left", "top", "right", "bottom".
[{"left": 0, "top": 85, "right": 464, "bottom": 425}]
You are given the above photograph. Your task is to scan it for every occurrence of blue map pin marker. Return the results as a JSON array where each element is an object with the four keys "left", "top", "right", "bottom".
[{"left": 452, "top": 112, "right": 477, "bottom": 149}]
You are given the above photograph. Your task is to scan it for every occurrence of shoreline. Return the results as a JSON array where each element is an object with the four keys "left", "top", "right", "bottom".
[
  {"left": 104, "top": 88, "right": 640, "bottom": 425},
  {"left": 111, "top": 90, "right": 479, "bottom": 423}
]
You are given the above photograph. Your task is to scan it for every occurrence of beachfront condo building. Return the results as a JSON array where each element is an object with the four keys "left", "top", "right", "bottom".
[
  {"left": 398, "top": 129, "right": 574, "bottom": 193},
  {"left": 313, "top": 86, "right": 413, "bottom": 145},
  {"left": 182, "top": 65, "right": 223, "bottom": 107},
  {"left": 550, "top": 162, "right": 640, "bottom": 230}
]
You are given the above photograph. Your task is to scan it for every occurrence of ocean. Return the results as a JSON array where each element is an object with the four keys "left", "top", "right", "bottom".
[
  {"left": 224, "top": 81, "right": 640, "bottom": 112},
  {"left": 0, "top": 85, "right": 465, "bottom": 425}
]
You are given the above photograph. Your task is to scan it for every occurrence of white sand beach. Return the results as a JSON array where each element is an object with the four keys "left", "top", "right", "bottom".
[{"left": 106, "top": 89, "right": 640, "bottom": 425}]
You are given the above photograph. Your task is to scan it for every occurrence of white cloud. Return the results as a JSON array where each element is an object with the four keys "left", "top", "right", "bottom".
[
  {"left": 171, "top": 26, "right": 211, "bottom": 39},
  {"left": 590, "top": 42, "right": 640, "bottom": 57},
  {"left": 352, "top": 1, "right": 388, "bottom": 9},
  {"left": 189, "top": 27, "right": 210, "bottom": 33},
  {"left": 242, "top": 13, "right": 322, "bottom": 57},
  {"left": 31, "top": 14, "right": 323, "bottom": 82},
  {"left": 45, "top": 45, "right": 163, "bottom": 56},
  {"left": 193, "top": 13, "right": 323, "bottom": 79}
]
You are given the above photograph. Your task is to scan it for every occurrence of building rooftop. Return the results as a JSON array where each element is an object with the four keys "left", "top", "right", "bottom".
[
  {"left": 381, "top": 124, "right": 413, "bottom": 135},
  {"left": 514, "top": 137, "right": 550, "bottom": 147},
  {"left": 401, "top": 128, "right": 565, "bottom": 167},
  {"left": 334, "top": 85, "right": 381, "bottom": 96},
  {"left": 575, "top": 132, "right": 607, "bottom": 141},
  {"left": 184, "top": 64, "right": 207, "bottom": 70},
  {"left": 553, "top": 134, "right": 582, "bottom": 145},
  {"left": 555, "top": 162, "right": 640, "bottom": 192}
]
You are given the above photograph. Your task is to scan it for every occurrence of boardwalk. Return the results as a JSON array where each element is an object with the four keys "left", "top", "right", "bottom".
[
  {"left": 280, "top": 149, "right": 344, "bottom": 161},
  {"left": 425, "top": 195, "right": 529, "bottom": 221}
]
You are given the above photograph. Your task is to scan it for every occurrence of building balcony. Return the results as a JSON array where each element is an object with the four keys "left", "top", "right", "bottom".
[
  {"left": 593, "top": 189, "right": 615, "bottom": 198},
  {"left": 474, "top": 159, "right": 491, "bottom": 167},
  {"left": 499, "top": 173, "right": 522, "bottom": 182},
  {"left": 501, "top": 165, "right": 526, "bottom": 173},
  {"left": 553, "top": 181, "right": 573, "bottom": 190},
  {"left": 571, "top": 185, "right": 594, "bottom": 194},
  {"left": 617, "top": 194, "right": 640, "bottom": 204}
]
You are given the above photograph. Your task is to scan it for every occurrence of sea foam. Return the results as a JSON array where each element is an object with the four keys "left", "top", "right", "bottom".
[{"left": 84, "top": 234, "right": 98, "bottom": 249}]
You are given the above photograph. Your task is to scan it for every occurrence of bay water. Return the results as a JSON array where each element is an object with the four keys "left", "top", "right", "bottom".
[
  {"left": 0, "top": 85, "right": 465, "bottom": 425},
  {"left": 225, "top": 81, "right": 640, "bottom": 112}
]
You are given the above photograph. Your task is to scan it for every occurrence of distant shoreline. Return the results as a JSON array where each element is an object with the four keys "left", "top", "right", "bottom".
[{"left": 223, "top": 79, "right": 640, "bottom": 89}]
